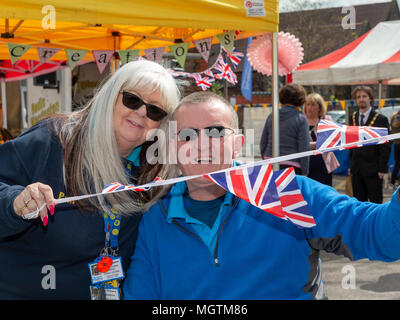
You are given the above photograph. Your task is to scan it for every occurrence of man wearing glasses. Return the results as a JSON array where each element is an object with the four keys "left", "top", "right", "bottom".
[{"left": 123, "top": 91, "right": 400, "bottom": 300}]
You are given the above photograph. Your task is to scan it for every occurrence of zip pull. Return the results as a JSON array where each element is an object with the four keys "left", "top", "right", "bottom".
[{"left": 214, "top": 257, "right": 219, "bottom": 266}]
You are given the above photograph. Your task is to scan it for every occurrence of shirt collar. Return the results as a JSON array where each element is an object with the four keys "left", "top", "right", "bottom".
[
  {"left": 360, "top": 107, "right": 372, "bottom": 118},
  {"left": 126, "top": 146, "right": 142, "bottom": 167},
  {"left": 166, "top": 172, "right": 234, "bottom": 224}
]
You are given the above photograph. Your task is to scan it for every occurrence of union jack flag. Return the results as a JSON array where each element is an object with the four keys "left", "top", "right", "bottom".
[
  {"left": 222, "top": 46, "right": 244, "bottom": 69},
  {"left": 213, "top": 55, "right": 238, "bottom": 85},
  {"left": 204, "top": 163, "right": 316, "bottom": 228},
  {"left": 316, "top": 119, "right": 388, "bottom": 150},
  {"left": 192, "top": 73, "right": 215, "bottom": 91}
]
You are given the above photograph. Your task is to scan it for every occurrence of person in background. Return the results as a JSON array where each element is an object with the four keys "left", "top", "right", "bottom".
[
  {"left": 123, "top": 91, "right": 400, "bottom": 300},
  {"left": 260, "top": 83, "right": 310, "bottom": 175},
  {"left": 390, "top": 110, "right": 400, "bottom": 189},
  {"left": 348, "top": 86, "right": 390, "bottom": 203},
  {"left": 304, "top": 93, "right": 339, "bottom": 186},
  {"left": 0, "top": 60, "right": 180, "bottom": 299}
]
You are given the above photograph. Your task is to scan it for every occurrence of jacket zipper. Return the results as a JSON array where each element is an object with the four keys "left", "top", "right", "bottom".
[
  {"left": 159, "top": 197, "right": 239, "bottom": 267},
  {"left": 212, "top": 197, "right": 238, "bottom": 266}
]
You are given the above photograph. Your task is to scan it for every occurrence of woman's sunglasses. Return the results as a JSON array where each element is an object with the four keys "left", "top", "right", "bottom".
[
  {"left": 120, "top": 91, "right": 168, "bottom": 121},
  {"left": 177, "top": 126, "right": 234, "bottom": 142}
]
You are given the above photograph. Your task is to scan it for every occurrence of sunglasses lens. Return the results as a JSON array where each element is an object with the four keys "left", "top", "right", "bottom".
[
  {"left": 122, "top": 91, "right": 167, "bottom": 121},
  {"left": 205, "top": 126, "right": 226, "bottom": 138},
  {"left": 146, "top": 104, "right": 168, "bottom": 121},
  {"left": 205, "top": 126, "right": 234, "bottom": 138},
  {"left": 178, "top": 128, "right": 198, "bottom": 142},
  {"left": 122, "top": 92, "right": 143, "bottom": 110}
]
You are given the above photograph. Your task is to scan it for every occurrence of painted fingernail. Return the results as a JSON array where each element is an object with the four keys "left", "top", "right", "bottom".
[
  {"left": 49, "top": 205, "right": 54, "bottom": 215},
  {"left": 42, "top": 216, "right": 48, "bottom": 226}
]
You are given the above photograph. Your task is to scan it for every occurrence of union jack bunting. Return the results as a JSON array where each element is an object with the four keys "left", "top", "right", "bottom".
[
  {"left": 167, "top": 69, "right": 191, "bottom": 78},
  {"left": 202, "top": 69, "right": 214, "bottom": 78},
  {"left": 192, "top": 73, "right": 215, "bottom": 91},
  {"left": 204, "top": 163, "right": 316, "bottom": 228},
  {"left": 222, "top": 46, "right": 244, "bottom": 69},
  {"left": 102, "top": 182, "right": 151, "bottom": 194},
  {"left": 213, "top": 55, "right": 238, "bottom": 85},
  {"left": 316, "top": 119, "right": 388, "bottom": 150}
]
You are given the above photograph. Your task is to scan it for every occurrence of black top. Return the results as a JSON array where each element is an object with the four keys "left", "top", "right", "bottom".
[
  {"left": 0, "top": 119, "right": 141, "bottom": 299},
  {"left": 307, "top": 125, "right": 332, "bottom": 186},
  {"left": 349, "top": 110, "right": 391, "bottom": 176}
]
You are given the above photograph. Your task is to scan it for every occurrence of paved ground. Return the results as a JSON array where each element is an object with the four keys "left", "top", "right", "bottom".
[{"left": 321, "top": 174, "right": 400, "bottom": 300}]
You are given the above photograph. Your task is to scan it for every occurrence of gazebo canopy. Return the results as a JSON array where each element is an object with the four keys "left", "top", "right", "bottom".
[
  {"left": 293, "top": 20, "right": 400, "bottom": 85},
  {"left": 0, "top": 1, "right": 279, "bottom": 60}
]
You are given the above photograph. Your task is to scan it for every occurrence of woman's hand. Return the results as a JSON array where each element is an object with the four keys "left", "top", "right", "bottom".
[{"left": 13, "top": 183, "right": 55, "bottom": 226}]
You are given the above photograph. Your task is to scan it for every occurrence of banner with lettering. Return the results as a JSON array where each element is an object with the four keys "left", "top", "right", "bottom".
[
  {"left": 144, "top": 47, "right": 165, "bottom": 63},
  {"left": 7, "top": 43, "right": 32, "bottom": 64},
  {"left": 169, "top": 42, "right": 189, "bottom": 69},
  {"left": 65, "top": 49, "right": 88, "bottom": 70},
  {"left": 36, "top": 47, "right": 61, "bottom": 63},
  {"left": 193, "top": 37, "right": 213, "bottom": 62},
  {"left": 92, "top": 50, "right": 114, "bottom": 74},
  {"left": 117, "top": 49, "right": 140, "bottom": 66},
  {"left": 215, "top": 31, "right": 235, "bottom": 55}
]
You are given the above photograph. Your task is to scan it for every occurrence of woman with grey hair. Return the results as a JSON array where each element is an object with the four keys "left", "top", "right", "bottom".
[{"left": 0, "top": 59, "right": 180, "bottom": 299}]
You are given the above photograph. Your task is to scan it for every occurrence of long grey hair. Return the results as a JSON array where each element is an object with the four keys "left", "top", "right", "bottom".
[{"left": 54, "top": 60, "right": 181, "bottom": 215}]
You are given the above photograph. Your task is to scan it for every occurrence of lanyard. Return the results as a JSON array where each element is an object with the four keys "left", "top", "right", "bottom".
[
  {"left": 90, "top": 153, "right": 139, "bottom": 300},
  {"left": 102, "top": 157, "right": 136, "bottom": 253},
  {"left": 103, "top": 210, "right": 122, "bottom": 251}
]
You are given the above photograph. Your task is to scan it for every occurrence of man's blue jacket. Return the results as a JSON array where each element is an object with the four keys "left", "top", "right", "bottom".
[{"left": 123, "top": 176, "right": 400, "bottom": 300}]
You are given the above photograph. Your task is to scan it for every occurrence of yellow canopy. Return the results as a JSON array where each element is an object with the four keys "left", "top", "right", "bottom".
[{"left": 0, "top": 0, "right": 279, "bottom": 61}]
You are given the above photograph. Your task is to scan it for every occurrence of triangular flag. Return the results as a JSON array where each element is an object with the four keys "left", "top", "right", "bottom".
[
  {"left": 144, "top": 47, "right": 165, "bottom": 63},
  {"left": 193, "top": 37, "right": 213, "bottom": 62},
  {"left": 215, "top": 31, "right": 235, "bottom": 55},
  {"left": 169, "top": 42, "right": 190, "bottom": 69},
  {"left": 117, "top": 49, "right": 140, "bottom": 66},
  {"left": 7, "top": 43, "right": 32, "bottom": 65},
  {"left": 92, "top": 50, "right": 114, "bottom": 74},
  {"left": 36, "top": 47, "right": 61, "bottom": 63},
  {"left": 203, "top": 69, "right": 214, "bottom": 78},
  {"left": 65, "top": 49, "right": 88, "bottom": 70}
]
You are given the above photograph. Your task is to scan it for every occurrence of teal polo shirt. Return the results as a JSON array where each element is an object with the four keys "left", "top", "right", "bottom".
[
  {"left": 166, "top": 180, "right": 233, "bottom": 254},
  {"left": 126, "top": 146, "right": 142, "bottom": 166}
]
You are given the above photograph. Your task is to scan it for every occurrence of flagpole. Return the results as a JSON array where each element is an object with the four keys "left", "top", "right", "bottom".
[{"left": 271, "top": 32, "right": 279, "bottom": 171}]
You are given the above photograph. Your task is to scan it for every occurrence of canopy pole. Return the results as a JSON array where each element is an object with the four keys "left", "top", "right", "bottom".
[
  {"left": 111, "top": 32, "right": 121, "bottom": 74},
  {"left": 271, "top": 32, "right": 279, "bottom": 171},
  {"left": 1, "top": 79, "right": 7, "bottom": 129},
  {"left": 378, "top": 80, "right": 382, "bottom": 108}
]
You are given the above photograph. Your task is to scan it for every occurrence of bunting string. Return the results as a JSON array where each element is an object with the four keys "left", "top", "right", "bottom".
[{"left": 22, "top": 131, "right": 400, "bottom": 220}]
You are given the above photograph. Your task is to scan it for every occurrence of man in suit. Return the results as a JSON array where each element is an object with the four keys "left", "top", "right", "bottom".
[{"left": 349, "top": 86, "right": 390, "bottom": 203}]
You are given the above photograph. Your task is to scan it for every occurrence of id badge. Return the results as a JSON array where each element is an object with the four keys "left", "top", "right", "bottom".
[
  {"left": 90, "top": 285, "right": 120, "bottom": 300},
  {"left": 88, "top": 256, "right": 124, "bottom": 285}
]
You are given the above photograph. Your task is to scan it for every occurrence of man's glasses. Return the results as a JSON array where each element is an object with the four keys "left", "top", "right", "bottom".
[
  {"left": 177, "top": 126, "right": 235, "bottom": 142},
  {"left": 120, "top": 91, "right": 168, "bottom": 121}
]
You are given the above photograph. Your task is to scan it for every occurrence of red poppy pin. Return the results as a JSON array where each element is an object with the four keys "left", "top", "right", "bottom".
[{"left": 96, "top": 256, "right": 113, "bottom": 273}]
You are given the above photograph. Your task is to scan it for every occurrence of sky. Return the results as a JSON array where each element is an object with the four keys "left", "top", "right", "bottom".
[{"left": 279, "top": 0, "right": 392, "bottom": 12}]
